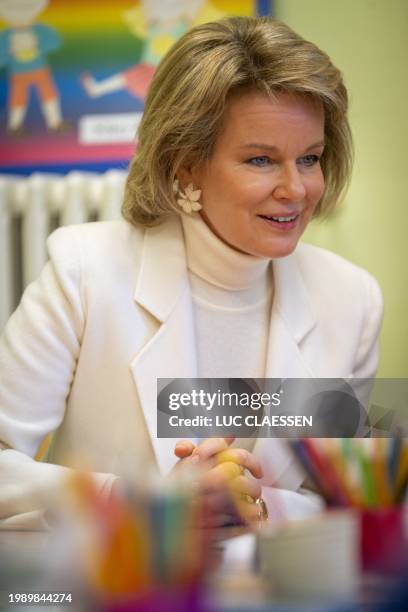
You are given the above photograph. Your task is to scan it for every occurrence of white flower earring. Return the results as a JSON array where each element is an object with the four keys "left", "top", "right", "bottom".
[{"left": 173, "top": 179, "right": 202, "bottom": 214}]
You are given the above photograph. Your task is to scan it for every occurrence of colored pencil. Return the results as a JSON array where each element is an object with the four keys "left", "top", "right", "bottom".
[{"left": 289, "top": 436, "right": 408, "bottom": 510}]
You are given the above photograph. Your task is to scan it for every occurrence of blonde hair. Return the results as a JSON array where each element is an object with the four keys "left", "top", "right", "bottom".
[{"left": 123, "top": 16, "right": 353, "bottom": 227}]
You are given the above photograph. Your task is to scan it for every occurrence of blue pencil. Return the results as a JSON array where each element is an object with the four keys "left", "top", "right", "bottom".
[
  {"left": 389, "top": 429, "right": 403, "bottom": 490},
  {"left": 289, "top": 440, "right": 331, "bottom": 502}
]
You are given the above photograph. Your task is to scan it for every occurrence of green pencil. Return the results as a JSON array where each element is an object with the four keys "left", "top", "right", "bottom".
[{"left": 358, "top": 442, "right": 377, "bottom": 508}]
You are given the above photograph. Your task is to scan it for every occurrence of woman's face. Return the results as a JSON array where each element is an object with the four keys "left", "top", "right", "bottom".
[{"left": 187, "top": 91, "right": 326, "bottom": 258}]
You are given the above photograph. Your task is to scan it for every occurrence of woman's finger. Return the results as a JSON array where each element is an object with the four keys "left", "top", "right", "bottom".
[
  {"left": 199, "top": 484, "right": 259, "bottom": 518},
  {"left": 174, "top": 440, "right": 196, "bottom": 458},
  {"left": 230, "top": 475, "right": 262, "bottom": 500},
  {"left": 197, "top": 511, "right": 237, "bottom": 529},
  {"left": 199, "top": 489, "right": 232, "bottom": 513},
  {"left": 198, "top": 479, "right": 262, "bottom": 526},
  {"left": 197, "top": 490, "right": 240, "bottom": 527},
  {"left": 201, "top": 461, "right": 243, "bottom": 490},
  {"left": 193, "top": 437, "right": 234, "bottom": 462},
  {"left": 216, "top": 448, "right": 263, "bottom": 479}
]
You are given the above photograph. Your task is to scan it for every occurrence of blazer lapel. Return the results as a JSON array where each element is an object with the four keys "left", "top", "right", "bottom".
[
  {"left": 130, "top": 217, "right": 198, "bottom": 475},
  {"left": 266, "top": 252, "right": 318, "bottom": 378},
  {"left": 258, "top": 251, "right": 319, "bottom": 486}
]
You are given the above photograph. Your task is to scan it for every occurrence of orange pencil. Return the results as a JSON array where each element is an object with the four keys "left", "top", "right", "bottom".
[{"left": 372, "top": 438, "right": 393, "bottom": 507}]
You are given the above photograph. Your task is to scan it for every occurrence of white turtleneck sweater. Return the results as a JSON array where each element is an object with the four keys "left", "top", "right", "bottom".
[
  {"left": 181, "top": 214, "right": 323, "bottom": 521},
  {"left": 182, "top": 214, "right": 273, "bottom": 379}
]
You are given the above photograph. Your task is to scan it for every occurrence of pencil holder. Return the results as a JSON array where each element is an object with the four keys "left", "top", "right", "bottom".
[{"left": 360, "top": 506, "right": 407, "bottom": 575}]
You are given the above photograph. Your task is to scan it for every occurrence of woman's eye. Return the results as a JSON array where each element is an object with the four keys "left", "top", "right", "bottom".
[
  {"left": 298, "top": 154, "right": 320, "bottom": 167},
  {"left": 247, "top": 156, "right": 270, "bottom": 167}
]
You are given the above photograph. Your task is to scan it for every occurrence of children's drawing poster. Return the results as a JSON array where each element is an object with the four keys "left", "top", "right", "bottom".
[{"left": 0, "top": 0, "right": 271, "bottom": 174}]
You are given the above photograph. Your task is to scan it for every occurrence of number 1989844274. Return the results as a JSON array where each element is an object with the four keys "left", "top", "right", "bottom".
[{"left": 8, "top": 592, "right": 73, "bottom": 605}]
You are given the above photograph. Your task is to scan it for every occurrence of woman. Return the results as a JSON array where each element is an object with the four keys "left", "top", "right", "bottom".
[{"left": 0, "top": 17, "right": 383, "bottom": 529}]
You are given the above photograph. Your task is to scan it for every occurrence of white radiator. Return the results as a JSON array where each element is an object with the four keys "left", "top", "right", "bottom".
[{"left": 0, "top": 170, "right": 127, "bottom": 330}]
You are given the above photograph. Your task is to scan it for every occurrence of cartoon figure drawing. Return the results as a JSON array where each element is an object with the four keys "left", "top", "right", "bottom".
[
  {"left": 81, "top": 0, "right": 223, "bottom": 101},
  {"left": 0, "top": 0, "right": 64, "bottom": 133}
]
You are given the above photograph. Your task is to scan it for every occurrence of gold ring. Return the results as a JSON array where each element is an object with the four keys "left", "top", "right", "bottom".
[{"left": 255, "top": 497, "right": 269, "bottom": 522}]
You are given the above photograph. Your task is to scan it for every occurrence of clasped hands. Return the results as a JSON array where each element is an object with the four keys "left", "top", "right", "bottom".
[{"left": 173, "top": 437, "right": 264, "bottom": 528}]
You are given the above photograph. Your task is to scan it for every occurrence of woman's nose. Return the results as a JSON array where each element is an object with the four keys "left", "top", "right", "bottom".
[{"left": 273, "top": 164, "right": 306, "bottom": 202}]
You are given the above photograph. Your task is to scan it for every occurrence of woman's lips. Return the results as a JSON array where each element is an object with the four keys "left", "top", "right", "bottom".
[{"left": 258, "top": 213, "right": 299, "bottom": 231}]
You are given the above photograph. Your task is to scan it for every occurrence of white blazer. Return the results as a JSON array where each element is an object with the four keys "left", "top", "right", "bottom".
[{"left": 0, "top": 216, "right": 383, "bottom": 527}]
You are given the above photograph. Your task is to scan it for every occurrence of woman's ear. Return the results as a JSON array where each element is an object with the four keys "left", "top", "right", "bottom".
[
  {"left": 177, "top": 163, "right": 202, "bottom": 190},
  {"left": 176, "top": 167, "right": 192, "bottom": 189}
]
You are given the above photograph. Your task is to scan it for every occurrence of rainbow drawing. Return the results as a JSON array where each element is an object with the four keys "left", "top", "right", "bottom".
[{"left": 0, "top": 0, "right": 268, "bottom": 174}]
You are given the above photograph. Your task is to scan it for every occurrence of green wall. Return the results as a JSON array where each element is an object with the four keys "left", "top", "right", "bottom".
[{"left": 274, "top": 0, "right": 408, "bottom": 376}]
